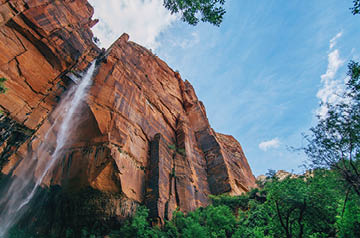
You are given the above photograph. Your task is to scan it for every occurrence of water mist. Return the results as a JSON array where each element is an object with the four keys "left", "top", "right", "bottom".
[{"left": 0, "top": 62, "right": 96, "bottom": 237}]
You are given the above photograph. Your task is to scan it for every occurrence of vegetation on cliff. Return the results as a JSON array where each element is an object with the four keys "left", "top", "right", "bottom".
[
  {"left": 0, "top": 78, "right": 7, "bottom": 94},
  {"left": 9, "top": 168, "right": 360, "bottom": 238},
  {"left": 114, "top": 170, "right": 358, "bottom": 238},
  {"left": 304, "top": 61, "right": 360, "bottom": 196}
]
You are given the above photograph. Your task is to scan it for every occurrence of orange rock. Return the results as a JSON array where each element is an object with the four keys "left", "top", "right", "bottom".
[
  {"left": 0, "top": 0, "right": 256, "bottom": 231},
  {"left": 0, "top": 0, "right": 98, "bottom": 126}
]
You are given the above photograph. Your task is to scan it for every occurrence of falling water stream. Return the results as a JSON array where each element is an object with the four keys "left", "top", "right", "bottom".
[{"left": 0, "top": 62, "right": 96, "bottom": 237}]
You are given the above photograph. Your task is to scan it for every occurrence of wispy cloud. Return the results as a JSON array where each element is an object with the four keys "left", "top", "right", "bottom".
[
  {"left": 88, "top": 0, "right": 177, "bottom": 49},
  {"left": 173, "top": 32, "right": 200, "bottom": 49},
  {"left": 259, "top": 138, "right": 280, "bottom": 151},
  {"left": 320, "top": 49, "right": 344, "bottom": 82},
  {"left": 329, "top": 32, "right": 342, "bottom": 49},
  {"left": 316, "top": 32, "right": 345, "bottom": 118}
]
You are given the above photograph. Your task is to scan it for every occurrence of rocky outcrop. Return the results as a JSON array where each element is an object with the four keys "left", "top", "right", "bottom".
[
  {"left": 0, "top": 0, "right": 98, "bottom": 129},
  {"left": 256, "top": 170, "right": 313, "bottom": 184},
  {"left": 0, "top": 114, "right": 33, "bottom": 170},
  {"left": 0, "top": 0, "right": 99, "bottom": 173},
  {"left": 72, "top": 35, "right": 256, "bottom": 224},
  {"left": 0, "top": 0, "right": 256, "bottom": 234}
]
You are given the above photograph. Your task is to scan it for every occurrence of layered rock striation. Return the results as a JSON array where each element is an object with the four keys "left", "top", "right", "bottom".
[
  {"left": 0, "top": 0, "right": 99, "bottom": 169},
  {"left": 0, "top": 0, "right": 256, "bottom": 233}
]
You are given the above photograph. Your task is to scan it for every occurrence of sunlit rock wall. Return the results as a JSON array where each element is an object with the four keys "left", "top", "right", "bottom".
[{"left": 0, "top": 0, "right": 256, "bottom": 234}]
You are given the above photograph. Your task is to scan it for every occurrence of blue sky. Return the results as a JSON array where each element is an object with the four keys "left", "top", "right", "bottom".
[{"left": 89, "top": 0, "right": 360, "bottom": 176}]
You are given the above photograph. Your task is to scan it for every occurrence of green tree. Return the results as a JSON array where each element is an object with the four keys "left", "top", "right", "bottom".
[
  {"left": 266, "top": 177, "right": 308, "bottom": 238},
  {"left": 234, "top": 200, "right": 271, "bottom": 238},
  {"left": 203, "top": 205, "right": 236, "bottom": 237},
  {"left": 210, "top": 194, "right": 249, "bottom": 212},
  {"left": 0, "top": 77, "right": 7, "bottom": 94},
  {"left": 265, "top": 172, "right": 338, "bottom": 238},
  {"left": 337, "top": 193, "right": 360, "bottom": 237},
  {"left": 7, "top": 228, "right": 35, "bottom": 238},
  {"left": 182, "top": 222, "right": 208, "bottom": 238},
  {"left": 304, "top": 61, "right": 360, "bottom": 196},
  {"left": 167, "top": 205, "right": 237, "bottom": 238},
  {"left": 163, "top": 0, "right": 226, "bottom": 26},
  {"left": 110, "top": 206, "right": 163, "bottom": 238},
  {"left": 352, "top": 0, "right": 360, "bottom": 14}
]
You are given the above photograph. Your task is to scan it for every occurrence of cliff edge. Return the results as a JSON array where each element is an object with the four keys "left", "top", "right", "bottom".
[{"left": 0, "top": 0, "right": 256, "bottom": 235}]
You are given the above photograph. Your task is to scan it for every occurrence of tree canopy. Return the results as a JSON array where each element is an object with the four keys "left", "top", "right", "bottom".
[
  {"left": 8, "top": 169, "right": 360, "bottom": 238},
  {"left": 163, "top": 0, "right": 226, "bottom": 26},
  {"left": 352, "top": 0, "right": 360, "bottom": 14},
  {"left": 162, "top": 0, "right": 360, "bottom": 26},
  {"left": 304, "top": 62, "right": 360, "bottom": 196}
]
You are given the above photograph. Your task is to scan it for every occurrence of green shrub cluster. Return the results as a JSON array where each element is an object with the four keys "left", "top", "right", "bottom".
[
  {"left": 106, "top": 169, "right": 359, "bottom": 238},
  {"left": 9, "top": 168, "right": 360, "bottom": 238},
  {"left": 0, "top": 77, "right": 7, "bottom": 94}
]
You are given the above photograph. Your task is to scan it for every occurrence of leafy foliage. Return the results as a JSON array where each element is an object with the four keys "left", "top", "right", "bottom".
[
  {"left": 163, "top": 0, "right": 226, "bottom": 26},
  {"left": 304, "top": 61, "right": 360, "bottom": 196},
  {"left": 105, "top": 171, "right": 356, "bottom": 238},
  {"left": 336, "top": 193, "right": 360, "bottom": 237},
  {"left": 210, "top": 194, "right": 249, "bottom": 211},
  {"left": 0, "top": 77, "right": 7, "bottom": 94},
  {"left": 267, "top": 172, "right": 338, "bottom": 237},
  {"left": 352, "top": 0, "right": 360, "bottom": 14},
  {"left": 8, "top": 228, "right": 35, "bottom": 238},
  {"left": 8, "top": 170, "right": 360, "bottom": 238},
  {"left": 110, "top": 206, "right": 162, "bottom": 238}
]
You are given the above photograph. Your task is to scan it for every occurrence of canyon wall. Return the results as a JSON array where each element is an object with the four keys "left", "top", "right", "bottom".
[{"left": 0, "top": 0, "right": 256, "bottom": 234}]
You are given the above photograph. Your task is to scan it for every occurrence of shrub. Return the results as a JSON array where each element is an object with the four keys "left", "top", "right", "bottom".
[{"left": 0, "top": 77, "right": 7, "bottom": 94}]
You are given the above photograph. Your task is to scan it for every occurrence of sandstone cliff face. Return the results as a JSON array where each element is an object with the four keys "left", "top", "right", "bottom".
[
  {"left": 0, "top": 0, "right": 99, "bottom": 170},
  {"left": 0, "top": 0, "right": 256, "bottom": 233}
]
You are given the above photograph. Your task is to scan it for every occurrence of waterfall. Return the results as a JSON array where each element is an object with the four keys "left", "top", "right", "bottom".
[{"left": 0, "top": 62, "right": 96, "bottom": 237}]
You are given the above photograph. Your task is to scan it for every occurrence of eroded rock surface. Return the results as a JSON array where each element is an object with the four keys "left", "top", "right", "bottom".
[
  {"left": 0, "top": 0, "right": 98, "bottom": 129},
  {"left": 0, "top": 0, "right": 256, "bottom": 234}
]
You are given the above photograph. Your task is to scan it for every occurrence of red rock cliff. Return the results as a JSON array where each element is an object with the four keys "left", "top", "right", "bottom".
[{"left": 0, "top": 0, "right": 256, "bottom": 231}]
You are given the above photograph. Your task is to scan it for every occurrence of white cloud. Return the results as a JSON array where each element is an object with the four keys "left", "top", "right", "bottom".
[
  {"left": 320, "top": 50, "right": 344, "bottom": 82},
  {"left": 177, "top": 32, "right": 200, "bottom": 49},
  {"left": 329, "top": 32, "right": 342, "bottom": 49},
  {"left": 259, "top": 138, "right": 280, "bottom": 151},
  {"left": 88, "top": 0, "right": 178, "bottom": 49},
  {"left": 316, "top": 32, "right": 345, "bottom": 118}
]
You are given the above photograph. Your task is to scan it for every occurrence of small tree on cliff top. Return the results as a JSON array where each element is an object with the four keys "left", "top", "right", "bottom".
[
  {"left": 0, "top": 77, "right": 7, "bottom": 94},
  {"left": 163, "top": 0, "right": 226, "bottom": 26}
]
